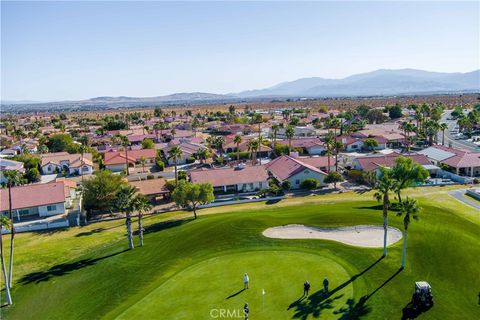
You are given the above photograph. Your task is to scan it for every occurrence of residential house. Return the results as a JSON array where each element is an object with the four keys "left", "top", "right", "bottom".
[
  {"left": 352, "top": 153, "right": 433, "bottom": 174},
  {"left": 104, "top": 149, "right": 156, "bottom": 172},
  {"left": 0, "top": 182, "right": 66, "bottom": 221},
  {"left": 40, "top": 152, "right": 94, "bottom": 176},
  {"left": 129, "top": 178, "right": 169, "bottom": 202},
  {"left": 162, "top": 138, "right": 204, "bottom": 165},
  {"left": 0, "top": 159, "right": 25, "bottom": 184},
  {"left": 189, "top": 165, "right": 269, "bottom": 193},
  {"left": 418, "top": 145, "right": 480, "bottom": 177},
  {"left": 352, "top": 123, "right": 406, "bottom": 148},
  {"left": 339, "top": 135, "right": 387, "bottom": 152},
  {"left": 277, "top": 138, "right": 326, "bottom": 155},
  {"left": 265, "top": 155, "right": 327, "bottom": 189}
]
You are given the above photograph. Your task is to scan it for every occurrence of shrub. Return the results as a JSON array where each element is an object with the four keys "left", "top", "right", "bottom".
[
  {"left": 146, "top": 175, "right": 155, "bottom": 180},
  {"left": 281, "top": 180, "right": 292, "bottom": 190},
  {"left": 178, "top": 171, "right": 187, "bottom": 181},
  {"left": 300, "top": 178, "right": 319, "bottom": 190},
  {"left": 186, "top": 157, "right": 196, "bottom": 164},
  {"left": 156, "top": 159, "right": 165, "bottom": 171}
]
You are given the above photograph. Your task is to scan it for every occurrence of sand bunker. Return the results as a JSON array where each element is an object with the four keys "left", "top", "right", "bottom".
[{"left": 263, "top": 224, "right": 402, "bottom": 248}]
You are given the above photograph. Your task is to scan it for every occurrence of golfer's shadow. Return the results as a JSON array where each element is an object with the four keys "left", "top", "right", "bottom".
[{"left": 226, "top": 288, "right": 246, "bottom": 300}]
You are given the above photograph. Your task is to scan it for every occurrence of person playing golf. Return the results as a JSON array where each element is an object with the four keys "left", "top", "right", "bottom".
[
  {"left": 244, "top": 273, "right": 249, "bottom": 289},
  {"left": 323, "top": 277, "right": 329, "bottom": 292},
  {"left": 303, "top": 280, "right": 311, "bottom": 296}
]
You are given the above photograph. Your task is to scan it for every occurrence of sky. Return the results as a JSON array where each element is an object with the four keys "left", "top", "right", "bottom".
[{"left": 1, "top": 1, "right": 479, "bottom": 101}]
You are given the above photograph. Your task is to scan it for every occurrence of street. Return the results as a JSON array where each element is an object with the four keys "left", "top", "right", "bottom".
[{"left": 438, "top": 110, "right": 478, "bottom": 151}]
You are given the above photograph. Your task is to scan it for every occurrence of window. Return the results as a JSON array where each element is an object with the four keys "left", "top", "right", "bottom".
[
  {"left": 352, "top": 145, "right": 358, "bottom": 149},
  {"left": 19, "top": 209, "right": 29, "bottom": 215},
  {"left": 47, "top": 205, "right": 57, "bottom": 212},
  {"left": 295, "top": 179, "right": 300, "bottom": 185}
]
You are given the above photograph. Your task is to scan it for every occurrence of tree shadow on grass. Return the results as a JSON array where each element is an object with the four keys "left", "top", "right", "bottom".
[
  {"left": 355, "top": 204, "right": 401, "bottom": 212},
  {"left": 136, "top": 218, "right": 194, "bottom": 236},
  {"left": 266, "top": 199, "right": 282, "bottom": 205},
  {"left": 287, "top": 256, "right": 386, "bottom": 320},
  {"left": 75, "top": 227, "right": 106, "bottom": 237},
  {"left": 226, "top": 288, "right": 245, "bottom": 299},
  {"left": 19, "top": 249, "right": 128, "bottom": 285}
]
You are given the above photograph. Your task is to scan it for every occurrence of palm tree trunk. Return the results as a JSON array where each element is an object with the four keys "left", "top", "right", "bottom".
[
  {"left": 0, "top": 232, "right": 12, "bottom": 305},
  {"left": 193, "top": 206, "right": 197, "bottom": 219},
  {"left": 258, "top": 123, "right": 262, "bottom": 165},
  {"left": 126, "top": 212, "right": 134, "bottom": 249},
  {"left": 138, "top": 213, "right": 144, "bottom": 247},
  {"left": 397, "top": 190, "right": 402, "bottom": 204},
  {"left": 237, "top": 143, "right": 240, "bottom": 162},
  {"left": 288, "top": 139, "right": 292, "bottom": 155},
  {"left": 383, "top": 194, "right": 389, "bottom": 257},
  {"left": 401, "top": 228, "right": 408, "bottom": 269},
  {"left": 442, "top": 131, "right": 445, "bottom": 145},
  {"left": 335, "top": 150, "right": 339, "bottom": 172},
  {"left": 125, "top": 146, "right": 130, "bottom": 176},
  {"left": 8, "top": 184, "right": 14, "bottom": 288},
  {"left": 327, "top": 154, "right": 331, "bottom": 173},
  {"left": 174, "top": 159, "right": 178, "bottom": 184}
]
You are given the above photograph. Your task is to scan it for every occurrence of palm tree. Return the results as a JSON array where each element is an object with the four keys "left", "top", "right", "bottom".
[
  {"left": 234, "top": 134, "right": 242, "bottom": 162},
  {"left": 334, "top": 140, "right": 344, "bottom": 172},
  {"left": 133, "top": 195, "right": 152, "bottom": 247},
  {"left": 3, "top": 170, "right": 23, "bottom": 289},
  {"left": 115, "top": 185, "right": 138, "bottom": 249},
  {"left": 170, "top": 128, "right": 176, "bottom": 140},
  {"left": 247, "top": 139, "right": 258, "bottom": 163},
  {"left": 373, "top": 167, "right": 397, "bottom": 257},
  {"left": 139, "top": 156, "right": 147, "bottom": 173},
  {"left": 285, "top": 125, "right": 295, "bottom": 154},
  {"left": 271, "top": 123, "right": 279, "bottom": 156},
  {"left": 112, "top": 134, "right": 131, "bottom": 175},
  {"left": 197, "top": 147, "right": 209, "bottom": 164},
  {"left": 251, "top": 113, "right": 263, "bottom": 164},
  {"left": 398, "top": 197, "right": 420, "bottom": 269},
  {"left": 439, "top": 122, "right": 449, "bottom": 145},
  {"left": 168, "top": 146, "right": 183, "bottom": 184},
  {"left": 0, "top": 216, "right": 12, "bottom": 305},
  {"left": 324, "top": 132, "right": 335, "bottom": 173}
]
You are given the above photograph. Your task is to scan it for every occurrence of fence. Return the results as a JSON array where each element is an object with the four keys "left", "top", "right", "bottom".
[{"left": 2, "top": 219, "right": 70, "bottom": 234}]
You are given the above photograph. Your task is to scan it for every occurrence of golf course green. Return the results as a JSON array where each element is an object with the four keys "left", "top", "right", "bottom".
[{"left": 2, "top": 186, "right": 479, "bottom": 319}]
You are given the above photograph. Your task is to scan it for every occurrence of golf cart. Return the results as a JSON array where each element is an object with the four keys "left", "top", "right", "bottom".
[{"left": 412, "top": 281, "right": 433, "bottom": 310}]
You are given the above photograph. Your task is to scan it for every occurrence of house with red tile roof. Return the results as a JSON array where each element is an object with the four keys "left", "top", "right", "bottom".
[
  {"left": 104, "top": 149, "right": 156, "bottom": 172},
  {"left": 276, "top": 138, "right": 326, "bottom": 155},
  {"left": 296, "top": 156, "right": 336, "bottom": 173},
  {"left": 129, "top": 178, "right": 169, "bottom": 202},
  {"left": 352, "top": 153, "right": 432, "bottom": 173},
  {"left": 40, "top": 152, "right": 93, "bottom": 176},
  {"left": 0, "top": 159, "right": 25, "bottom": 184},
  {"left": 418, "top": 145, "right": 480, "bottom": 177},
  {"left": 189, "top": 165, "right": 269, "bottom": 193},
  {"left": 338, "top": 135, "right": 387, "bottom": 152},
  {"left": 0, "top": 182, "right": 67, "bottom": 221},
  {"left": 265, "top": 155, "right": 327, "bottom": 189}
]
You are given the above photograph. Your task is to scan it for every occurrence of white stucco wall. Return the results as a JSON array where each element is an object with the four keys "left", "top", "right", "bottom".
[
  {"left": 287, "top": 169, "right": 326, "bottom": 189},
  {"left": 38, "top": 202, "right": 66, "bottom": 217}
]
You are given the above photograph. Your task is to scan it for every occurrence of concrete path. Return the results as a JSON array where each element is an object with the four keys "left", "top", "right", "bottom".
[{"left": 448, "top": 189, "right": 480, "bottom": 211}]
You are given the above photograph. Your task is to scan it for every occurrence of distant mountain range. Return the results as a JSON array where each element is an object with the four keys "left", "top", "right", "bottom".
[
  {"left": 2, "top": 69, "right": 479, "bottom": 111},
  {"left": 237, "top": 69, "right": 480, "bottom": 97}
]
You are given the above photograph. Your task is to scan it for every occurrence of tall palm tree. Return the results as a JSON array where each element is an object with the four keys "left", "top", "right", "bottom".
[
  {"left": 234, "top": 134, "right": 243, "bottom": 162},
  {"left": 3, "top": 170, "right": 23, "bottom": 289},
  {"left": 133, "top": 195, "right": 152, "bottom": 247},
  {"left": 398, "top": 197, "right": 420, "bottom": 269},
  {"left": 197, "top": 147, "right": 209, "bottom": 164},
  {"left": 115, "top": 185, "right": 138, "bottom": 250},
  {"left": 271, "top": 123, "right": 279, "bottom": 156},
  {"left": 285, "top": 125, "right": 295, "bottom": 155},
  {"left": 439, "top": 122, "right": 449, "bottom": 145},
  {"left": 168, "top": 146, "right": 183, "bottom": 184},
  {"left": 373, "top": 167, "right": 398, "bottom": 257},
  {"left": 0, "top": 216, "right": 12, "bottom": 305},
  {"left": 112, "top": 134, "right": 131, "bottom": 175},
  {"left": 324, "top": 132, "right": 335, "bottom": 173},
  {"left": 334, "top": 140, "right": 344, "bottom": 172},
  {"left": 247, "top": 139, "right": 258, "bottom": 163},
  {"left": 251, "top": 113, "right": 263, "bottom": 164}
]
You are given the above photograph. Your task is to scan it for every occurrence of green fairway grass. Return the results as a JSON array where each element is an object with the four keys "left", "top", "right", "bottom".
[{"left": 2, "top": 186, "right": 479, "bottom": 319}]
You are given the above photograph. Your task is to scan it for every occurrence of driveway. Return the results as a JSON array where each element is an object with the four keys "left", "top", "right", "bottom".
[{"left": 448, "top": 189, "right": 480, "bottom": 211}]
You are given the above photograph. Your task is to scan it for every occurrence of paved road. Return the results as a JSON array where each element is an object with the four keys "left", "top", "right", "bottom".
[
  {"left": 448, "top": 189, "right": 480, "bottom": 211},
  {"left": 438, "top": 111, "right": 479, "bottom": 151}
]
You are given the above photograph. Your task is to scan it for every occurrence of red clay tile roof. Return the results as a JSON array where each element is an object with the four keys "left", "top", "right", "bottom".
[
  {"left": 428, "top": 145, "right": 480, "bottom": 168},
  {"left": 354, "top": 153, "right": 432, "bottom": 171},
  {"left": 129, "top": 178, "right": 168, "bottom": 195},
  {"left": 189, "top": 165, "right": 269, "bottom": 187},
  {"left": 0, "top": 182, "right": 66, "bottom": 211},
  {"left": 104, "top": 149, "right": 156, "bottom": 165},
  {"left": 297, "top": 156, "right": 336, "bottom": 168},
  {"left": 265, "top": 155, "right": 327, "bottom": 181},
  {"left": 277, "top": 138, "right": 324, "bottom": 149}
]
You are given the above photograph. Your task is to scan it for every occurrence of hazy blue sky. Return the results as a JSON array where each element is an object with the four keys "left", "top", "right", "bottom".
[{"left": 2, "top": 1, "right": 479, "bottom": 101}]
